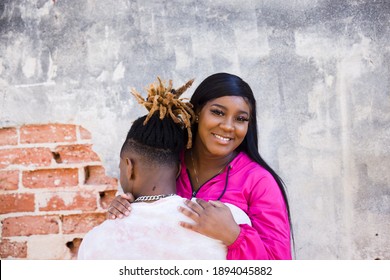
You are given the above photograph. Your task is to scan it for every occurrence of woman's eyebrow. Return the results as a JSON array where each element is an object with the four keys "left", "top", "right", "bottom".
[{"left": 210, "top": 104, "right": 250, "bottom": 115}]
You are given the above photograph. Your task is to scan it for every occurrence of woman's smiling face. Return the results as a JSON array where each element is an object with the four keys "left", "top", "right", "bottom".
[{"left": 195, "top": 96, "right": 251, "bottom": 157}]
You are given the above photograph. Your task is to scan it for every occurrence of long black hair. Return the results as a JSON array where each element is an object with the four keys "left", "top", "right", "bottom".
[{"left": 190, "top": 73, "right": 293, "bottom": 237}]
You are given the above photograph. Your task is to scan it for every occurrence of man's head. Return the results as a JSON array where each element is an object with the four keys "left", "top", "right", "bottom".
[
  {"left": 119, "top": 114, "right": 184, "bottom": 194},
  {"left": 119, "top": 78, "right": 194, "bottom": 195}
]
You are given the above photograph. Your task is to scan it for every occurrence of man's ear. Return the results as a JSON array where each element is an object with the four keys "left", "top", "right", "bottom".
[{"left": 125, "top": 157, "right": 133, "bottom": 180}]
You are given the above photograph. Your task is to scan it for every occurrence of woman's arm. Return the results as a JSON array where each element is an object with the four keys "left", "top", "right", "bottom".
[
  {"left": 228, "top": 175, "right": 291, "bottom": 259},
  {"left": 179, "top": 176, "right": 292, "bottom": 260},
  {"left": 178, "top": 199, "right": 241, "bottom": 246}
]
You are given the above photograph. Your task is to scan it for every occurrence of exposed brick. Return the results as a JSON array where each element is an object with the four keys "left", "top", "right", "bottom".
[
  {"left": 85, "top": 166, "right": 117, "bottom": 186},
  {"left": 99, "top": 190, "right": 117, "bottom": 209},
  {"left": 0, "top": 193, "right": 35, "bottom": 214},
  {"left": 55, "top": 144, "right": 100, "bottom": 164},
  {"left": 0, "top": 147, "right": 53, "bottom": 169},
  {"left": 23, "top": 168, "right": 78, "bottom": 189},
  {"left": 66, "top": 237, "right": 83, "bottom": 260},
  {"left": 20, "top": 124, "right": 76, "bottom": 144},
  {"left": 62, "top": 213, "right": 106, "bottom": 234},
  {"left": 0, "top": 239, "right": 27, "bottom": 258},
  {"left": 0, "top": 170, "right": 19, "bottom": 190},
  {"left": 38, "top": 191, "right": 97, "bottom": 211},
  {"left": 2, "top": 215, "right": 60, "bottom": 237},
  {"left": 0, "top": 127, "right": 18, "bottom": 146},
  {"left": 79, "top": 126, "right": 92, "bottom": 140}
]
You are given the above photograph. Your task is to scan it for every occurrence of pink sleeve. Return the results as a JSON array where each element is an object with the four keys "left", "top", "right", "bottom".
[{"left": 227, "top": 176, "right": 292, "bottom": 260}]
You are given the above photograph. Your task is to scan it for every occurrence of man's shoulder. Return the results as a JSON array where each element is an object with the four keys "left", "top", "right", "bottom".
[{"left": 82, "top": 219, "right": 117, "bottom": 241}]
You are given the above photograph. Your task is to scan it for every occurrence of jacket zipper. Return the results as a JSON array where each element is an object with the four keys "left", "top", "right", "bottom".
[
  {"left": 187, "top": 166, "right": 231, "bottom": 198},
  {"left": 186, "top": 168, "right": 223, "bottom": 197}
]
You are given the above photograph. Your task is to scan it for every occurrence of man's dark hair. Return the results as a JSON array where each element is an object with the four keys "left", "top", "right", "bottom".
[{"left": 120, "top": 113, "right": 185, "bottom": 166}]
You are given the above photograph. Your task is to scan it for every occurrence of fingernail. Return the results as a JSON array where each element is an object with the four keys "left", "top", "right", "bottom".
[
  {"left": 127, "top": 207, "right": 132, "bottom": 210},
  {"left": 111, "top": 215, "right": 116, "bottom": 219},
  {"left": 125, "top": 211, "right": 130, "bottom": 216},
  {"left": 119, "top": 214, "right": 123, "bottom": 219}
]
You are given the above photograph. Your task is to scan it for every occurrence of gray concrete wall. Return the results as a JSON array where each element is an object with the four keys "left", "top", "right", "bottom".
[{"left": 1, "top": 0, "right": 389, "bottom": 259}]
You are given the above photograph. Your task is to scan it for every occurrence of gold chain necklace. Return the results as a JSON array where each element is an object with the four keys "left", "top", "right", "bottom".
[{"left": 190, "top": 150, "right": 230, "bottom": 189}]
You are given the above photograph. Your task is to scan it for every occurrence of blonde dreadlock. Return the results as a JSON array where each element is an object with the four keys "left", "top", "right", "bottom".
[{"left": 131, "top": 77, "right": 195, "bottom": 149}]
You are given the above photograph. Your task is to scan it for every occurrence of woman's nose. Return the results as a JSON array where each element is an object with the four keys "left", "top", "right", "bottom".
[{"left": 220, "top": 118, "right": 234, "bottom": 132}]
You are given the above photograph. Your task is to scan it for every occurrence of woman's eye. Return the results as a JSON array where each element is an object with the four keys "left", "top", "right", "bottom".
[
  {"left": 211, "top": 109, "right": 224, "bottom": 116},
  {"left": 236, "top": 116, "right": 249, "bottom": 122}
]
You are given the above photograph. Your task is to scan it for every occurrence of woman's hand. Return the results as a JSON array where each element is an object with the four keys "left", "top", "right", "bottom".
[
  {"left": 178, "top": 198, "right": 241, "bottom": 246},
  {"left": 107, "top": 193, "right": 134, "bottom": 219}
]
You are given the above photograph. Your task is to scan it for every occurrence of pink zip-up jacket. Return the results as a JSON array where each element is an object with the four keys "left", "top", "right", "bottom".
[{"left": 176, "top": 151, "right": 292, "bottom": 260}]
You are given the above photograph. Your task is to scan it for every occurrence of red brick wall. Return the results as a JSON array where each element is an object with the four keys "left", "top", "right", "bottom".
[{"left": 0, "top": 124, "right": 118, "bottom": 259}]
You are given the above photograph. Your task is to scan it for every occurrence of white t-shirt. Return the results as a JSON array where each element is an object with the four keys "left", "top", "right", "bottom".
[{"left": 78, "top": 195, "right": 251, "bottom": 259}]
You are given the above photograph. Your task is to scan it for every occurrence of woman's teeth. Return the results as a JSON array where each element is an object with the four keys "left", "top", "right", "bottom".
[{"left": 214, "top": 134, "right": 231, "bottom": 142}]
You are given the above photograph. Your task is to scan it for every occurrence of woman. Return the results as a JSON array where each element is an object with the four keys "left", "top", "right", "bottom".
[{"left": 109, "top": 73, "right": 292, "bottom": 260}]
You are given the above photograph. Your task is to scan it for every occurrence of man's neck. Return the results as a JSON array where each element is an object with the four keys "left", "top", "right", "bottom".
[{"left": 135, "top": 169, "right": 177, "bottom": 198}]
